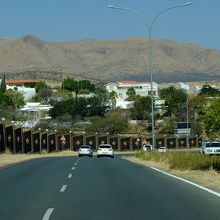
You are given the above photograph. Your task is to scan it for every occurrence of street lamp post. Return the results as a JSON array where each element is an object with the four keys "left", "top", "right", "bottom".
[
  {"left": 107, "top": 2, "right": 192, "bottom": 149},
  {"left": 183, "top": 92, "right": 190, "bottom": 148}
]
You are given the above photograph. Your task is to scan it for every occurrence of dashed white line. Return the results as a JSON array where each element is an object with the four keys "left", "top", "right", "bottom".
[
  {"left": 74, "top": 162, "right": 77, "bottom": 165},
  {"left": 42, "top": 208, "right": 54, "bottom": 220},
  {"left": 71, "top": 167, "right": 75, "bottom": 170},
  {"left": 68, "top": 173, "right": 72, "bottom": 179},
  {"left": 60, "top": 185, "right": 67, "bottom": 192}
]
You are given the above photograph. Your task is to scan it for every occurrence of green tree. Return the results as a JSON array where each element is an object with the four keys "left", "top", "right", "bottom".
[
  {"left": 0, "top": 93, "right": 14, "bottom": 107},
  {"left": 49, "top": 87, "right": 110, "bottom": 119},
  {"left": 109, "top": 91, "right": 117, "bottom": 109},
  {"left": 126, "top": 88, "right": 136, "bottom": 101},
  {"left": 79, "top": 80, "right": 96, "bottom": 92},
  {"left": 62, "top": 77, "right": 75, "bottom": 91},
  {"left": 35, "top": 81, "right": 49, "bottom": 93},
  {"left": 87, "top": 96, "right": 109, "bottom": 117},
  {"left": 74, "top": 97, "right": 88, "bottom": 118},
  {"left": 188, "top": 94, "right": 207, "bottom": 136},
  {"left": 49, "top": 101, "right": 68, "bottom": 118},
  {"left": 0, "top": 75, "right": 6, "bottom": 93},
  {"left": 4, "top": 89, "right": 25, "bottom": 108},
  {"left": 130, "top": 96, "right": 151, "bottom": 120},
  {"left": 202, "top": 98, "right": 220, "bottom": 138},
  {"left": 38, "top": 87, "right": 52, "bottom": 102},
  {"left": 86, "top": 111, "right": 128, "bottom": 134},
  {"left": 160, "top": 86, "right": 187, "bottom": 118},
  {"left": 199, "top": 85, "right": 220, "bottom": 97},
  {"left": 89, "top": 88, "right": 110, "bottom": 116}
]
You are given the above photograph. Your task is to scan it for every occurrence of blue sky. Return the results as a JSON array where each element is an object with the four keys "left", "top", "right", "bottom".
[{"left": 0, "top": 0, "right": 220, "bottom": 50}]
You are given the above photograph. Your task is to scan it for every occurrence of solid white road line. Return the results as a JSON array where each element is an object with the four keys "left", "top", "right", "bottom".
[
  {"left": 68, "top": 174, "right": 72, "bottom": 179},
  {"left": 42, "top": 208, "right": 54, "bottom": 220},
  {"left": 150, "top": 166, "right": 220, "bottom": 198},
  {"left": 60, "top": 185, "right": 67, "bottom": 192},
  {"left": 71, "top": 167, "right": 75, "bottom": 170}
]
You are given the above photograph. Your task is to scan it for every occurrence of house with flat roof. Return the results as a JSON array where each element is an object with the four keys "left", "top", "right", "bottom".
[
  {"left": 6, "top": 79, "right": 39, "bottom": 101},
  {"left": 17, "top": 102, "right": 52, "bottom": 127},
  {"left": 106, "top": 80, "right": 158, "bottom": 109},
  {"left": 106, "top": 80, "right": 158, "bottom": 99}
]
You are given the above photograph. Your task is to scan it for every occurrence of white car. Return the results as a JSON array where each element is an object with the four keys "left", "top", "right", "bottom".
[
  {"left": 97, "top": 144, "right": 114, "bottom": 158},
  {"left": 78, "top": 145, "right": 93, "bottom": 157},
  {"left": 201, "top": 141, "right": 220, "bottom": 155},
  {"left": 200, "top": 141, "right": 210, "bottom": 154},
  {"left": 158, "top": 147, "right": 168, "bottom": 153},
  {"left": 143, "top": 144, "right": 153, "bottom": 152}
]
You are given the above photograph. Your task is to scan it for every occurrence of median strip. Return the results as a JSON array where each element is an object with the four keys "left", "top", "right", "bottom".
[{"left": 42, "top": 208, "right": 54, "bottom": 220}]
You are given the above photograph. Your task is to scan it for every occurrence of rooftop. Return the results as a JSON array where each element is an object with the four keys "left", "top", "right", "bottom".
[{"left": 6, "top": 79, "right": 39, "bottom": 84}]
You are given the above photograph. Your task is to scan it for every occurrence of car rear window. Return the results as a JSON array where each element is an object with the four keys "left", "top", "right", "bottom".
[
  {"left": 80, "top": 145, "right": 90, "bottom": 149},
  {"left": 208, "top": 142, "right": 220, "bottom": 148},
  {"left": 99, "top": 145, "right": 111, "bottom": 149}
]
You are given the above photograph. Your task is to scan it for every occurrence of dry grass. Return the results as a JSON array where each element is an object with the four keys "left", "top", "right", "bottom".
[{"left": 125, "top": 156, "right": 220, "bottom": 193}]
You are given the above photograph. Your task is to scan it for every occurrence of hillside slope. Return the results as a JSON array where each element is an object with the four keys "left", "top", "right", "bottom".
[{"left": 0, "top": 35, "right": 220, "bottom": 83}]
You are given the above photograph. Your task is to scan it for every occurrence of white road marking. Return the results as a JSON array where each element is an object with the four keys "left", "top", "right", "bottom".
[
  {"left": 74, "top": 162, "right": 77, "bottom": 165},
  {"left": 150, "top": 166, "right": 220, "bottom": 198},
  {"left": 60, "top": 185, "right": 67, "bottom": 192},
  {"left": 68, "top": 173, "right": 72, "bottom": 179},
  {"left": 42, "top": 208, "right": 54, "bottom": 220},
  {"left": 71, "top": 167, "right": 75, "bottom": 170}
]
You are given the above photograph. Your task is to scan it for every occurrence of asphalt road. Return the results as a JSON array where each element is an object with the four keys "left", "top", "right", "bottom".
[{"left": 0, "top": 155, "right": 220, "bottom": 220}]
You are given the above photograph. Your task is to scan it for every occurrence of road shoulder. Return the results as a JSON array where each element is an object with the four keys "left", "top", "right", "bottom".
[{"left": 123, "top": 155, "right": 220, "bottom": 194}]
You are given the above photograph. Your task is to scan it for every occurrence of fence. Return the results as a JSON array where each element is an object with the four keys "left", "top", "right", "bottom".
[{"left": 0, "top": 123, "right": 202, "bottom": 153}]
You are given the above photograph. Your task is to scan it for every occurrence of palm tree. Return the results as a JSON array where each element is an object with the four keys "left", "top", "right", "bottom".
[{"left": 109, "top": 91, "right": 117, "bottom": 109}]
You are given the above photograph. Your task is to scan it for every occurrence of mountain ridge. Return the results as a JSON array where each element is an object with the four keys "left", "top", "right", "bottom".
[{"left": 1, "top": 35, "right": 220, "bottom": 83}]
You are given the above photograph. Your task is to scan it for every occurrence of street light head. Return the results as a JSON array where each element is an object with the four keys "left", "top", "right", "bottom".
[
  {"left": 184, "top": 2, "right": 192, "bottom": 6},
  {"left": 107, "top": 4, "right": 117, "bottom": 9}
]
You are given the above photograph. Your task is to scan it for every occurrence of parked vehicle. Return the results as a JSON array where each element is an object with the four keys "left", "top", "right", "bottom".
[
  {"left": 201, "top": 141, "right": 220, "bottom": 155},
  {"left": 200, "top": 141, "right": 210, "bottom": 154},
  {"left": 97, "top": 144, "right": 114, "bottom": 158},
  {"left": 158, "top": 147, "right": 168, "bottom": 153},
  {"left": 143, "top": 144, "right": 153, "bottom": 152},
  {"left": 78, "top": 145, "right": 93, "bottom": 157}
]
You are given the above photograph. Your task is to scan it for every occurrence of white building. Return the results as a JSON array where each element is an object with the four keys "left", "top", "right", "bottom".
[
  {"left": 18, "top": 102, "right": 52, "bottom": 127},
  {"left": 106, "top": 80, "right": 158, "bottom": 109},
  {"left": 106, "top": 80, "right": 158, "bottom": 99},
  {"left": 6, "top": 79, "right": 37, "bottom": 101},
  {"left": 178, "top": 82, "right": 190, "bottom": 93}
]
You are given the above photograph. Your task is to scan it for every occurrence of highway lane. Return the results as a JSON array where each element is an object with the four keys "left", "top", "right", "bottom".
[{"left": 0, "top": 155, "right": 220, "bottom": 220}]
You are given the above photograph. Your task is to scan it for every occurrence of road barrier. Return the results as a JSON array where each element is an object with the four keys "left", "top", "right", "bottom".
[{"left": 0, "top": 122, "right": 202, "bottom": 154}]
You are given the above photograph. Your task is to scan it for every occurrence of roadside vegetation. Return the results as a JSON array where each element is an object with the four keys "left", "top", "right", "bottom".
[
  {"left": 135, "top": 151, "right": 220, "bottom": 171},
  {"left": 1, "top": 75, "right": 220, "bottom": 139}
]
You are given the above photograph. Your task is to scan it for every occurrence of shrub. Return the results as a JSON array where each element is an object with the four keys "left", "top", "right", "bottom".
[{"left": 135, "top": 151, "right": 220, "bottom": 171}]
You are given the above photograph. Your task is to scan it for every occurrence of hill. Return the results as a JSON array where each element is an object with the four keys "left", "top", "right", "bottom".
[{"left": 1, "top": 35, "right": 220, "bottom": 83}]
